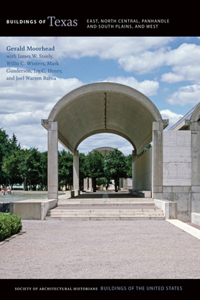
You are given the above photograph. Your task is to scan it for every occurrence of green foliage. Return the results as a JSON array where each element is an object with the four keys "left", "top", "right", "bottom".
[
  {"left": 2, "top": 150, "right": 22, "bottom": 185},
  {"left": 39, "top": 151, "right": 47, "bottom": 189},
  {"left": 79, "top": 153, "right": 87, "bottom": 190},
  {"left": 0, "top": 213, "right": 22, "bottom": 241},
  {"left": 22, "top": 148, "right": 42, "bottom": 187},
  {"left": 126, "top": 154, "right": 132, "bottom": 178},
  {"left": 85, "top": 150, "right": 105, "bottom": 192},
  {"left": 96, "top": 177, "right": 111, "bottom": 188},
  {"left": 2, "top": 147, "right": 43, "bottom": 189},
  {"left": 104, "top": 149, "right": 128, "bottom": 192},
  {"left": 58, "top": 150, "right": 73, "bottom": 189},
  {"left": 86, "top": 150, "right": 105, "bottom": 178},
  {"left": 0, "top": 128, "right": 44, "bottom": 189},
  {"left": 0, "top": 129, "right": 21, "bottom": 184},
  {"left": 0, "top": 128, "right": 10, "bottom": 183},
  {"left": 139, "top": 143, "right": 152, "bottom": 156},
  {"left": 0, "top": 128, "right": 135, "bottom": 192},
  {"left": 10, "top": 214, "right": 22, "bottom": 235}
]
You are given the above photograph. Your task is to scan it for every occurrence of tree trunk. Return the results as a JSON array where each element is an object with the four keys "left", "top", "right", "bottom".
[
  {"left": 115, "top": 178, "right": 118, "bottom": 192},
  {"left": 23, "top": 177, "right": 27, "bottom": 191},
  {"left": 93, "top": 177, "right": 96, "bottom": 192}
]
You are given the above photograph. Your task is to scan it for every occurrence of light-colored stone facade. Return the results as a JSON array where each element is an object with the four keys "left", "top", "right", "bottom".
[{"left": 151, "top": 105, "right": 200, "bottom": 222}]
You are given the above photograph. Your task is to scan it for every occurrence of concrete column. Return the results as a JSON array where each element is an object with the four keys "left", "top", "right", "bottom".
[
  {"left": 152, "top": 121, "right": 163, "bottom": 198},
  {"left": 191, "top": 121, "right": 200, "bottom": 212},
  {"left": 48, "top": 121, "right": 58, "bottom": 199},
  {"left": 191, "top": 122, "right": 200, "bottom": 187},
  {"left": 119, "top": 178, "right": 123, "bottom": 189},
  {"left": 132, "top": 149, "right": 139, "bottom": 190},
  {"left": 83, "top": 178, "right": 87, "bottom": 191},
  {"left": 89, "top": 178, "right": 92, "bottom": 191},
  {"left": 73, "top": 150, "right": 79, "bottom": 194}
]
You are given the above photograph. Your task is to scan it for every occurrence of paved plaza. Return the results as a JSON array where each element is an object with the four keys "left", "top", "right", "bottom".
[{"left": 0, "top": 217, "right": 200, "bottom": 279}]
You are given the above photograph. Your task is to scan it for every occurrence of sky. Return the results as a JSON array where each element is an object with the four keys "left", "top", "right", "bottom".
[{"left": 0, "top": 36, "right": 200, "bottom": 155}]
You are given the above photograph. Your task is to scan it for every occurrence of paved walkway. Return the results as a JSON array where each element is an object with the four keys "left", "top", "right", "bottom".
[{"left": 1, "top": 218, "right": 200, "bottom": 279}]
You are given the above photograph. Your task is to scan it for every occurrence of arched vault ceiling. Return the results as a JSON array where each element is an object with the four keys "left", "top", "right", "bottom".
[{"left": 47, "top": 82, "right": 165, "bottom": 154}]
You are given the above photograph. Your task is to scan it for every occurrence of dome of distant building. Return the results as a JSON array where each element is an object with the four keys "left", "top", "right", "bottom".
[{"left": 90, "top": 147, "right": 123, "bottom": 156}]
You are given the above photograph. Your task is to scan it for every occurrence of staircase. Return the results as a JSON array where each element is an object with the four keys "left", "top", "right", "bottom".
[{"left": 47, "top": 193, "right": 165, "bottom": 220}]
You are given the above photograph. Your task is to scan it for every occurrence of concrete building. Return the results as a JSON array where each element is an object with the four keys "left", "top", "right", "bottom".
[
  {"left": 41, "top": 82, "right": 200, "bottom": 222},
  {"left": 131, "top": 102, "right": 200, "bottom": 221},
  {"left": 90, "top": 146, "right": 116, "bottom": 156}
]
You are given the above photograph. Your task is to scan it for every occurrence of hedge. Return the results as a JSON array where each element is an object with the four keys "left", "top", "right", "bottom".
[{"left": 0, "top": 213, "right": 22, "bottom": 242}]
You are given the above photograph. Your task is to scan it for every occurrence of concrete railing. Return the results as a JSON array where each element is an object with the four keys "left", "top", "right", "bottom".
[
  {"left": 191, "top": 213, "right": 200, "bottom": 226},
  {"left": 10, "top": 199, "right": 57, "bottom": 220},
  {"left": 154, "top": 199, "right": 177, "bottom": 219}
]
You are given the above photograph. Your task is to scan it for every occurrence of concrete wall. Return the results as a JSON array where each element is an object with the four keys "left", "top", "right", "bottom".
[
  {"left": 132, "top": 147, "right": 152, "bottom": 191},
  {"left": 10, "top": 199, "right": 57, "bottom": 220},
  {"left": 162, "top": 131, "right": 192, "bottom": 221},
  {"left": 151, "top": 128, "right": 200, "bottom": 222},
  {"left": 123, "top": 178, "right": 132, "bottom": 190},
  {"left": 163, "top": 131, "right": 191, "bottom": 186},
  {"left": 191, "top": 213, "right": 200, "bottom": 226},
  {"left": 191, "top": 122, "right": 200, "bottom": 216}
]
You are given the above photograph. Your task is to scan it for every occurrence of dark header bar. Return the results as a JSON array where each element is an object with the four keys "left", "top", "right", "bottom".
[{"left": 0, "top": 14, "right": 199, "bottom": 36}]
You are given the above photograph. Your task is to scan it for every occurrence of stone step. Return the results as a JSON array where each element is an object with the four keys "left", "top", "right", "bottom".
[
  {"left": 57, "top": 199, "right": 154, "bottom": 205},
  {"left": 47, "top": 208, "right": 165, "bottom": 219},
  {"left": 49, "top": 217, "right": 165, "bottom": 220},
  {"left": 50, "top": 208, "right": 162, "bottom": 213},
  {"left": 47, "top": 196, "right": 165, "bottom": 220}
]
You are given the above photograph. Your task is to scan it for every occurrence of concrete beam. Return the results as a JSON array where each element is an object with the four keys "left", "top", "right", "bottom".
[
  {"left": 58, "top": 132, "right": 75, "bottom": 154},
  {"left": 171, "top": 119, "right": 190, "bottom": 131}
]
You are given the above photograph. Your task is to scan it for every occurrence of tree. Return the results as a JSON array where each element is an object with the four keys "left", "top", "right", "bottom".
[
  {"left": 96, "top": 177, "right": 111, "bottom": 190},
  {"left": 0, "top": 129, "right": 20, "bottom": 184},
  {"left": 8, "top": 133, "right": 21, "bottom": 152},
  {"left": 58, "top": 150, "right": 73, "bottom": 190},
  {"left": 126, "top": 154, "right": 132, "bottom": 178},
  {"left": 18, "top": 148, "right": 42, "bottom": 190},
  {"left": 2, "top": 147, "right": 42, "bottom": 190},
  {"left": 85, "top": 150, "right": 105, "bottom": 192},
  {"left": 39, "top": 151, "right": 47, "bottom": 190},
  {"left": 79, "top": 152, "right": 87, "bottom": 191},
  {"left": 0, "top": 128, "right": 10, "bottom": 184},
  {"left": 104, "top": 149, "right": 128, "bottom": 192},
  {"left": 139, "top": 143, "right": 151, "bottom": 156},
  {"left": 2, "top": 149, "right": 23, "bottom": 186}
]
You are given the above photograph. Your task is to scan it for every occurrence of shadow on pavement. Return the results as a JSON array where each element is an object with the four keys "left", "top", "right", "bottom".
[{"left": 73, "top": 190, "right": 141, "bottom": 199}]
